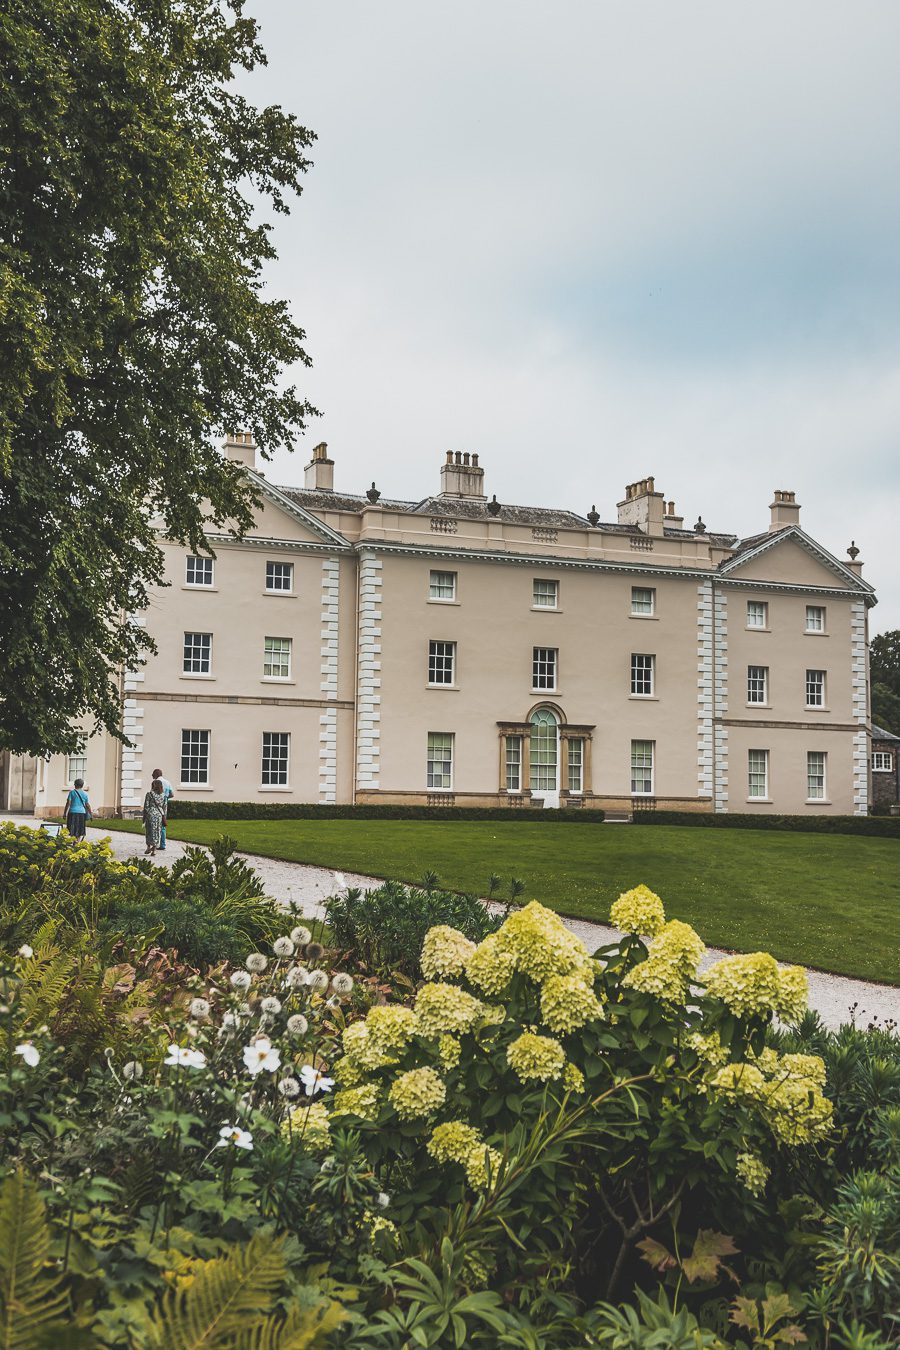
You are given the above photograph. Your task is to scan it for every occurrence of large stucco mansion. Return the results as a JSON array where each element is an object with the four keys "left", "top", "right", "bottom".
[{"left": 5, "top": 434, "right": 879, "bottom": 818}]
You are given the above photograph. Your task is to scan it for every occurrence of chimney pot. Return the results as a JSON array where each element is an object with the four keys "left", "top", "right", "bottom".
[
  {"left": 304, "top": 441, "right": 335, "bottom": 491},
  {"left": 439, "top": 450, "right": 486, "bottom": 499},
  {"left": 769, "top": 488, "right": 801, "bottom": 531}
]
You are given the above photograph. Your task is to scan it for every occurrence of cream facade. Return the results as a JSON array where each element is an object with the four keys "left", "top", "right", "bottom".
[{"left": 23, "top": 437, "right": 877, "bottom": 818}]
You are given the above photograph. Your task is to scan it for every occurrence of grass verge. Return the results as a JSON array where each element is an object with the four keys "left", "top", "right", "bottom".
[{"left": 94, "top": 818, "right": 900, "bottom": 985}]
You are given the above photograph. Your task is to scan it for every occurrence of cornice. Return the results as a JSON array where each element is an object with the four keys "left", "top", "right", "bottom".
[
  {"left": 354, "top": 540, "right": 874, "bottom": 600},
  {"left": 720, "top": 525, "right": 875, "bottom": 596},
  {"left": 246, "top": 470, "right": 352, "bottom": 548},
  {"left": 200, "top": 533, "right": 349, "bottom": 555}
]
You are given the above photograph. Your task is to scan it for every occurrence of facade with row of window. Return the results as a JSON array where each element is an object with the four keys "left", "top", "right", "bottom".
[{"left": 27, "top": 439, "right": 878, "bottom": 817}]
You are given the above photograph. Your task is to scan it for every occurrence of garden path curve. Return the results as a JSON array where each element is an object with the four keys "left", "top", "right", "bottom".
[{"left": 5, "top": 815, "right": 898, "bottom": 1031}]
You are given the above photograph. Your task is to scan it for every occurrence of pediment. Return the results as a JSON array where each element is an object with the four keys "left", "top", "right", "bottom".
[
  {"left": 720, "top": 528, "right": 872, "bottom": 593},
  {"left": 235, "top": 473, "right": 350, "bottom": 549}
]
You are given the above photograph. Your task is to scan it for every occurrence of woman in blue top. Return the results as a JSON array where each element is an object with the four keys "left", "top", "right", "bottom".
[{"left": 64, "top": 778, "right": 92, "bottom": 838}]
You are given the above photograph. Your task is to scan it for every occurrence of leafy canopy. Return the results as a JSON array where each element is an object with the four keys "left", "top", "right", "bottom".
[
  {"left": 871, "top": 630, "right": 900, "bottom": 735},
  {"left": 0, "top": 0, "right": 315, "bottom": 753}
]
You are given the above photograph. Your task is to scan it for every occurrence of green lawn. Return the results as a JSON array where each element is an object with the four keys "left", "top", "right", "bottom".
[{"left": 94, "top": 818, "right": 900, "bottom": 986}]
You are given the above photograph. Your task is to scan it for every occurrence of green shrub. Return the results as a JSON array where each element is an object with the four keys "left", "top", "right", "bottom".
[
  {"left": 162, "top": 799, "right": 607, "bottom": 823},
  {"left": 636, "top": 811, "right": 900, "bottom": 838},
  {"left": 323, "top": 878, "right": 503, "bottom": 980}
]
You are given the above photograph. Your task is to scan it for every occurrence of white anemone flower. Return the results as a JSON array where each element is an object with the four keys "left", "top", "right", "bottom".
[
  {"left": 273, "top": 937, "right": 295, "bottom": 957},
  {"left": 190, "top": 998, "right": 211, "bottom": 1019},
  {"left": 242, "top": 1036, "right": 282, "bottom": 1076},
  {"left": 307, "top": 970, "right": 329, "bottom": 993},
  {"left": 216, "top": 1124, "right": 253, "bottom": 1151},
  {"left": 286, "top": 1014, "right": 308, "bottom": 1037},
  {"left": 17, "top": 944, "right": 34, "bottom": 959},
  {"left": 245, "top": 953, "right": 268, "bottom": 974},
  {"left": 290, "top": 925, "right": 312, "bottom": 946},
  {"left": 164, "top": 1043, "right": 207, "bottom": 1070},
  {"left": 260, "top": 996, "right": 282, "bottom": 1015},
  {"left": 277, "top": 1077, "right": 301, "bottom": 1098},
  {"left": 230, "top": 970, "right": 252, "bottom": 991},
  {"left": 331, "top": 973, "right": 354, "bottom": 996},
  {"left": 14, "top": 1041, "right": 40, "bottom": 1068},
  {"left": 298, "top": 1064, "right": 335, "bottom": 1097}
]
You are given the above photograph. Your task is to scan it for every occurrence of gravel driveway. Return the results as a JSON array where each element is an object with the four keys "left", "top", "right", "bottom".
[{"left": 5, "top": 815, "right": 898, "bottom": 1031}]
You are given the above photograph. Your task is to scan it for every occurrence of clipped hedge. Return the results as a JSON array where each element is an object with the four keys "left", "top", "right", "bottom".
[
  {"left": 165, "top": 800, "right": 606, "bottom": 824},
  {"left": 635, "top": 810, "right": 900, "bottom": 839}
]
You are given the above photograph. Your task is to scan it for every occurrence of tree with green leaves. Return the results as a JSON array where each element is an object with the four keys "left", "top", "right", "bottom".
[
  {"left": 0, "top": 0, "right": 315, "bottom": 754},
  {"left": 871, "top": 630, "right": 900, "bottom": 735}
]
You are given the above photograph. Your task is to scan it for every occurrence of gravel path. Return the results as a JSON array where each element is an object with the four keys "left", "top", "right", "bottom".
[{"left": 6, "top": 816, "right": 898, "bottom": 1031}]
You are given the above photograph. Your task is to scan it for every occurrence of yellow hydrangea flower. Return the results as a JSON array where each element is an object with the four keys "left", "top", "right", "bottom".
[
  {"left": 540, "top": 974, "right": 604, "bottom": 1035},
  {"left": 437, "top": 1035, "right": 461, "bottom": 1070},
  {"left": 421, "top": 926, "right": 477, "bottom": 980},
  {"left": 331, "top": 1084, "right": 382, "bottom": 1121},
  {"left": 466, "top": 932, "right": 516, "bottom": 995},
  {"left": 686, "top": 1031, "right": 730, "bottom": 1068},
  {"left": 284, "top": 1100, "right": 331, "bottom": 1150},
  {"left": 735, "top": 1151, "right": 769, "bottom": 1196},
  {"left": 500, "top": 902, "right": 589, "bottom": 982},
  {"left": 427, "top": 1120, "right": 484, "bottom": 1164},
  {"left": 388, "top": 1067, "right": 446, "bottom": 1119},
  {"left": 622, "top": 920, "right": 704, "bottom": 1005},
  {"left": 414, "top": 983, "right": 483, "bottom": 1039},
  {"left": 464, "top": 1143, "right": 502, "bottom": 1189},
  {"left": 775, "top": 965, "right": 808, "bottom": 1024},
  {"left": 610, "top": 885, "right": 666, "bottom": 938},
  {"left": 704, "top": 952, "right": 782, "bottom": 1018},
  {"left": 561, "top": 1063, "right": 585, "bottom": 1093},
  {"left": 506, "top": 1031, "right": 566, "bottom": 1083}
]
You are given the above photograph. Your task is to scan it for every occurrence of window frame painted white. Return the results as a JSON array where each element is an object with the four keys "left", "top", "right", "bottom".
[
  {"left": 748, "top": 748, "right": 769, "bottom": 799},
  {"left": 872, "top": 751, "right": 894, "bottom": 772},
  {"left": 429, "top": 570, "right": 457, "bottom": 602},
  {"left": 747, "top": 665, "right": 768, "bottom": 705},
  {"left": 180, "top": 729, "right": 210, "bottom": 785},
  {"left": 263, "top": 636, "right": 292, "bottom": 680},
  {"left": 805, "top": 605, "right": 826, "bottom": 633},
  {"left": 806, "top": 750, "right": 826, "bottom": 800},
  {"left": 630, "top": 652, "right": 655, "bottom": 697},
  {"left": 185, "top": 555, "right": 214, "bottom": 587},
  {"left": 183, "top": 631, "right": 212, "bottom": 675},
  {"left": 532, "top": 646, "right": 558, "bottom": 692},
  {"left": 426, "top": 732, "right": 454, "bottom": 790},
  {"left": 505, "top": 734, "right": 522, "bottom": 792},
  {"left": 532, "top": 578, "right": 559, "bottom": 609},
  {"left": 746, "top": 600, "right": 768, "bottom": 629},
  {"left": 631, "top": 586, "right": 655, "bottom": 615},
  {"left": 567, "top": 737, "right": 584, "bottom": 794},
  {"left": 66, "top": 753, "right": 87, "bottom": 784},
  {"left": 805, "top": 669, "right": 826, "bottom": 708},
  {"left": 261, "top": 731, "right": 290, "bottom": 786},
  {"left": 265, "top": 560, "right": 294, "bottom": 593},
  {"left": 630, "top": 739, "right": 654, "bottom": 795},
  {"left": 427, "top": 639, "right": 456, "bottom": 685}
]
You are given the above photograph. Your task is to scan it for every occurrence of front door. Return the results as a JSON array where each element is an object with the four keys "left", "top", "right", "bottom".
[{"left": 529, "top": 709, "right": 559, "bottom": 808}]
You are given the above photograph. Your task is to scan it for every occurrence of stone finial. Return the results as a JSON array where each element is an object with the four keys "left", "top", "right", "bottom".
[
  {"left": 847, "top": 540, "right": 860, "bottom": 560},
  {"left": 487, "top": 494, "right": 501, "bottom": 516},
  {"left": 694, "top": 517, "right": 706, "bottom": 533},
  {"left": 366, "top": 482, "right": 381, "bottom": 504},
  {"left": 587, "top": 505, "right": 600, "bottom": 527}
]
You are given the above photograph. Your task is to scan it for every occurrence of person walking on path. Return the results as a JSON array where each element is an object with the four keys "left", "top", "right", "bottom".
[
  {"left": 142, "top": 779, "right": 167, "bottom": 856},
  {"left": 63, "top": 778, "right": 92, "bottom": 838},
  {"left": 151, "top": 768, "right": 174, "bottom": 850}
]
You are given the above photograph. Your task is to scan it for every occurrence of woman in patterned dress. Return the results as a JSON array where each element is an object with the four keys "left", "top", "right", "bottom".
[{"left": 142, "top": 778, "right": 167, "bottom": 855}]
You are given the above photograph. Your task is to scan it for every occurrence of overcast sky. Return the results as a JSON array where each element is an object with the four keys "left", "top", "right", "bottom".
[{"left": 244, "top": 1, "right": 900, "bottom": 631}]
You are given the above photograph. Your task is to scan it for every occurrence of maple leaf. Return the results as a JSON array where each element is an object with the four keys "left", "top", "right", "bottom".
[
  {"left": 636, "top": 1237, "right": 677, "bottom": 1272},
  {"left": 683, "top": 1230, "right": 739, "bottom": 1283}
]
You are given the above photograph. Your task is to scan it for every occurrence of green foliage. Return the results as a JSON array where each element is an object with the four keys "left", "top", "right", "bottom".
[
  {"left": 162, "top": 802, "right": 606, "bottom": 823},
  {"left": 580, "top": 1288, "right": 726, "bottom": 1349},
  {"left": 870, "top": 632, "right": 900, "bottom": 736},
  {"left": 0, "top": 0, "right": 315, "bottom": 754},
  {"left": 637, "top": 813, "right": 900, "bottom": 839},
  {"left": 324, "top": 880, "right": 502, "bottom": 980},
  {"left": 0, "top": 1170, "right": 71, "bottom": 1348}
]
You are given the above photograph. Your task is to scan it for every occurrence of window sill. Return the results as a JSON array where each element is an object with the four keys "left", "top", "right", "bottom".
[
  {"left": 629, "top": 694, "right": 659, "bottom": 701},
  {"left": 745, "top": 627, "right": 771, "bottom": 633},
  {"left": 745, "top": 703, "right": 771, "bottom": 710},
  {"left": 259, "top": 786, "right": 293, "bottom": 792},
  {"left": 427, "top": 598, "right": 460, "bottom": 605},
  {"left": 630, "top": 613, "right": 658, "bottom": 620},
  {"left": 746, "top": 797, "right": 772, "bottom": 804},
  {"left": 262, "top": 590, "right": 296, "bottom": 598},
  {"left": 427, "top": 683, "right": 459, "bottom": 691},
  {"left": 181, "top": 585, "right": 218, "bottom": 592},
  {"left": 531, "top": 606, "right": 562, "bottom": 613},
  {"left": 531, "top": 690, "right": 560, "bottom": 697},
  {"left": 804, "top": 631, "right": 829, "bottom": 637},
  {"left": 804, "top": 706, "right": 829, "bottom": 713},
  {"left": 178, "top": 784, "right": 214, "bottom": 791},
  {"left": 180, "top": 674, "right": 215, "bottom": 681},
  {"left": 262, "top": 677, "right": 296, "bottom": 685},
  {"left": 806, "top": 799, "right": 831, "bottom": 805},
  {"left": 872, "top": 767, "right": 894, "bottom": 773}
]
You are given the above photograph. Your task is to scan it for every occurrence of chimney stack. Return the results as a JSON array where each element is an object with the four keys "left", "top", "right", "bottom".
[
  {"left": 223, "top": 430, "right": 257, "bottom": 471},
  {"left": 769, "top": 489, "right": 801, "bottom": 532},
  {"left": 664, "top": 499, "right": 685, "bottom": 530},
  {"left": 304, "top": 442, "right": 334, "bottom": 492},
  {"left": 439, "top": 450, "right": 486, "bottom": 499},
  {"left": 617, "top": 476, "right": 666, "bottom": 537}
]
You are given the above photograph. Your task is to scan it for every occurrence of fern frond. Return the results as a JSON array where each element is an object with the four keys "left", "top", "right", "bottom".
[
  {"left": 0, "top": 1169, "right": 71, "bottom": 1350},
  {"left": 145, "top": 1233, "right": 287, "bottom": 1350},
  {"left": 231, "top": 1293, "right": 348, "bottom": 1350}
]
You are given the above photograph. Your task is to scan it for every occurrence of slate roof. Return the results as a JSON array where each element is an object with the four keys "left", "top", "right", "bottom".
[{"left": 872, "top": 724, "right": 900, "bottom": 742}]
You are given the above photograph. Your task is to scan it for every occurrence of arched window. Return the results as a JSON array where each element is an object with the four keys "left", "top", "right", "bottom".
[{"left": 529, "top": 707, "right": 559, "bottom": 793}]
